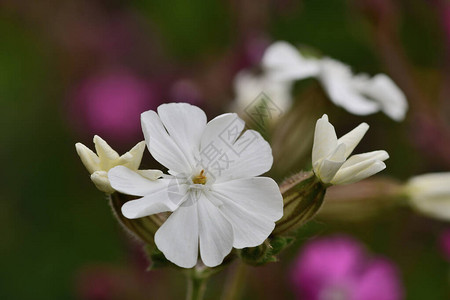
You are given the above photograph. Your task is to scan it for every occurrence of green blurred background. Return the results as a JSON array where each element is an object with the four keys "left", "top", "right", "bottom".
[{"left": 1, "top": 0, "right": 449, "bottom": 299}]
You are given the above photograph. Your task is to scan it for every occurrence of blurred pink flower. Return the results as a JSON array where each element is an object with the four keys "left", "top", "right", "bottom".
[
  {"left": 435, "top": 0, "right": 450, "bottom": 45},
  {"left": 291, "top": 235, "right": 404, "bottom": 300},
  {"left": 75, "top": 264, "right": 155, "bottom": 300},
  {"left": 233, "top": 35, "right": 271, "bottom": 72},
  {"left": 76, "top": 266, "right": 118, "bottom": 300},
  {"left": 439, "top": 229, "right": 450, "bottom": 261},
  {"left": 69, "top": 68, "right": 161, "bottom": 144},
  {"left": 169, "top": 79, "right": 203, "bottom": 105}
]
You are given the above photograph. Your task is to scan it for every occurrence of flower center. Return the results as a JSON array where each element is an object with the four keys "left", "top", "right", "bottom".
[{"left": 192, "top": 170, "right": 207, "bottom": 185}]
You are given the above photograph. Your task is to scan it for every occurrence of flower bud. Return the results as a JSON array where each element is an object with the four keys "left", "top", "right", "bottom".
[
  {"left": 404, "top": 172, "right": 450, "bottom": 221},
  {"left": 75, "top": 136, "right": 151, "bottom": 194},
  {"left": 273, "top": 171, "right": 327, "bottom": 235}
]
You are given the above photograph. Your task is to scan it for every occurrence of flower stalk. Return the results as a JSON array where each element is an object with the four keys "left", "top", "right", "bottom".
[
  {"left": 186, "top": 272, "right": 207, "bottom": 300},
  {"left": 184, "top": 266, "right": 222, "bottom": 300},
  {"left": 221, "top": 262, "right": 248, "bottom": 300}
]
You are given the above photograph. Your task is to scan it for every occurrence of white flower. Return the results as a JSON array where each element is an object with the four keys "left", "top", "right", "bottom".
[
  {"left": 319, "top": 58, "right": 408, "bottom": 121},
  {"left": 312, "top": 114, "right": 389, "bottom": 185},
  {"left": 256, "top": 41, "right": 408, "bottom": 121},
  {"left": 261, "top": 41, "right": 320, "bottom": 81},
  {"left": 75, "top": 135, "right": 162, "bottom": 193},
  {"left": 233, "top": 70, "right": 293, "bottom": 115},
  {"left": 405, "top": 172, "right": 450, "bottom": 221},
  {"left": 108, "top": 103, "right": 283, "bottom": 268}
]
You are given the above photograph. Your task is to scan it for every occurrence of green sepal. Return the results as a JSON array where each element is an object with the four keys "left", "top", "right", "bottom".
[
  {"left": 109, "top": 192, "right": 164, "bottom": 246},
  {"left": 238, "top": 236, "right": 295, "bottom": 266},
  {"left": 273, "top": 171, "right": 327, "bottom": 235},
  {"left": 269, "top": 236, "right": 295, "bottom": 256},
  {"left": 144, "top": 245, "right": 174, "bottom": 270}
]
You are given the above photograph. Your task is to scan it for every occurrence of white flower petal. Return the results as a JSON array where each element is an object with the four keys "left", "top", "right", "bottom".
[
  {"left": 137, "top": 169, "right": 164, "bottom": 180},
  {"left": 108, "top": 166, "right": 168, "bottom": 196},
  {"left": 332, "top": 161, "right": 386, "bottom": 185},
  {"left": 212, "top": 177, "right": 283, "bottom": 236},
  {"left": 332, "top": 159, "right": 378, "bottom": 184},
  {"left": 406, "top": 172, "right": 450, "bottom": 221},
  {"left": 409, "top": 196, "right": 450, "bottom": 221},
  {"left": 312, "top": 114, "right": 338, "bottom": 165},
  {"left": 326, "top": 86, "right": 381, "bottom": 116},
  {"left": 337, "top": 123, "right": 369, "bottom": 158},
  {"left": 121, "top": 190, "right": 183, "bottom": 219},
  {"left": 340, "top": 150, "right": 389, "bottom": 170},
  {"left": 233, "top": 71, "right": 293, "bottom": 113},
  {"left": 363, "top": 74, "right": 408, "bottom": 121},
  {"left": 116, "top": 152, "right": 133, "bottom": 167},
  {"left": 200, "top": 113, "right": 244, "bottom": 155},
  {"left": 319, "top": 59, "right": 380, "bottom": 115},
  {"left": 157, "top": 103, "right": 207, "bottom": 167},
  {"left": 208, "top": 190, "right": 278, "bottom": 249},
  {"left": 315, "top": 143, "right": 347, "bottom": 183},
  {"left": 197, "top": 194, "right": 233, "bottom": 267},
  {"left": 217, "top": 130, "right": 273, "bottom": 182},
  {"left": 407, "top": 172, "right": 450, "bottom": 197},
  {"left": 155, "top": 203, "right": 199, "bottom": 268},
  {"left": 75, "top": 142, "right": 100, "bottom": 174},
  {"left": 262, "top": 41, "right": 320, "bottom": 81},
  {"left": 120, "top": 141, "right": 146, "bottom": 170},
  {"left": 141, "top": 110, "right": 193, "bottom": 174},
  {"left": 93, "top": 135, "right": 120, "bottom": 167},
  {"left": 90, "top": 171, "right": 114, "bottom": 193},
  {"left": 200, "top": 114, "right": 273, "bottom": 181}
]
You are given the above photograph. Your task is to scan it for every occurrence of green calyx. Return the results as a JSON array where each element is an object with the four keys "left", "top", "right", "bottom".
[
  {"left": 273, "top": 171, "right": 327, "bottom": 235},
  {"left": 109, "top": 192, "right": 165, "bottom": 247},
  {"left": 238, "top": 236, "right": 295, "bottom": 266}
]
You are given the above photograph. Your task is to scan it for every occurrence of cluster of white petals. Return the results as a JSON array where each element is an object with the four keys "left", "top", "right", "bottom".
[
  {"left": 405, "top": 172, "right": 450, "bottom": 221},
  {"left": 317, "top": 58, "right": 407, "bottom": 121},
  {"left": 107, "top": 103, "right": 283, "bottom": 268},
  {"left": 75, "top": 136, "right": 162, "bottom": 193},
  {"left": 262, "top": 41, "right": 320, "bottom": 81},
  {"left": 312, "top": 114, "right": 389, "bottom": 185},
  {"left": 233, "top": 41, "right": 408, "bottom": 121}
]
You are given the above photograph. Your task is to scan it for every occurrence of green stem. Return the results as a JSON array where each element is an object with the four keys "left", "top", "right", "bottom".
[
  {"left": 186, "top": 269, "right": 208, "bottom": 300},
  {"left": 221, "top": 262, "right": 248, "bottom": 300}
]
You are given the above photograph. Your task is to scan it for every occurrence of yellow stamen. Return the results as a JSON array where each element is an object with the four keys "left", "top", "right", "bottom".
[{"left": 193, "top": 170, "right": 207, "bottom": 185}]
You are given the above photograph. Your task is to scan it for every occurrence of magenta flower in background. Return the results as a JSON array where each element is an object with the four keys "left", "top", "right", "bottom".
[
  {"left": 436, "top": 0, "right": 450, "bottom": 46},
  {"left": 69, "top": 68, "right": 161, "bottom": 145},
  {"left": 291, "top": 235, "right": 404, "bottom": 300},
  {"left": 76, "top": 266, "right": 117, "bottom": 300},
  {"left": 232, "top": 35, "right": 271, "bottom": 72},
  {"left": 168, "top": 79, "right": 203, "bottom": 105},
  {"left": 439, "top": 229, "right": 450, "bottom": 261}
]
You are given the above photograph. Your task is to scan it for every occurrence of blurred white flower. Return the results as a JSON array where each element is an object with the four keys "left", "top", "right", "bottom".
[
  {"left": 261, "top": 41, "right": 320, "bottom": 81},
  {"left": 108, "top": 103, "right": 283, "bottom": 268},
  {"left": 319, "top": 58, "right": 408, "bottom": 121},
  {"left": 405, "top": 172, "right": 450, "bottom": 221},
  {"left": 76, "top": 135, "right": 162, "bottom": 193},
  {"left": 233, "top": 70, "right": 293, "bottom": 115},
  {"left": 248, "top": 41, "right": 408, "bottom": 121},
  {"left": 312, "top": 114, "right": 389, "bottom": 185}
]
